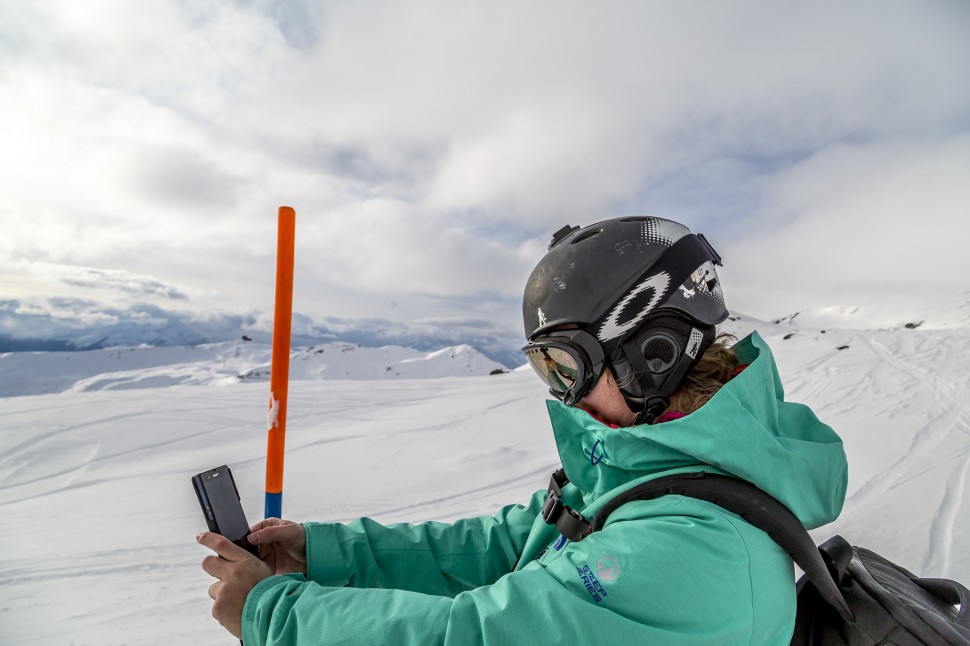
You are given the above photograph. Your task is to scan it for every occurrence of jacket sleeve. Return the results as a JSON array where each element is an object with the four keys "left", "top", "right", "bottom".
[
  {"left": 241, "top": 497, "right": 796, "bottom": 646},
  {"left": 301, "top": 489, "right": 547, "bottom": 596}
]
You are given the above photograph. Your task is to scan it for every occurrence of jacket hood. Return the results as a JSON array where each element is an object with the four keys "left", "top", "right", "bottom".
[{"left": 546, "top": 331, "right": 847, "bottom": 529}]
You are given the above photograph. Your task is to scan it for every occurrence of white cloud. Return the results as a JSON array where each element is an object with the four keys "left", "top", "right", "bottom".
[
  {"left": 722, "top": 135, "right": 970, "bottom": 318},
  {"left": 0, "top": 261, "right": 209, "bottom": 310},
  {"left": 0, "top": 0, "right": 968, "bottom": 345}
]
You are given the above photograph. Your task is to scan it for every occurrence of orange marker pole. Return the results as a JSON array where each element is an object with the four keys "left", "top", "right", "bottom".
[{"left": 265, "top": 206, "right": 296, "bottom": 519}]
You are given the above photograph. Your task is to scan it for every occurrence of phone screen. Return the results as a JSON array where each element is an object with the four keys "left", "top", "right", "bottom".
[{"left": 192, "top": 465, "right": 258, "bottom": 556}]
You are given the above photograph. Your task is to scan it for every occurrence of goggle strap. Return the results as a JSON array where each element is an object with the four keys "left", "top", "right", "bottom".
[{"left": 593, "top": 234, "right": 719, "bottom": 353}]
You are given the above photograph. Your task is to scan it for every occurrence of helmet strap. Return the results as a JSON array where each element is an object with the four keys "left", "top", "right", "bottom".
[
  {"left": 631, "top": 396, "right": 669, "bottom": 426},
  {"left": 609, "top": 314, "right": 715, "bottom": 425}
]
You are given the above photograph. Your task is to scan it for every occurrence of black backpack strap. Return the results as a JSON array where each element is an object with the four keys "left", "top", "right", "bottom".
[
  {"left": 592, "top": 471, "right": 852, "bottom": 622},
  {"left": 541, "top": 468, "right": 593, "bottom": 541}
]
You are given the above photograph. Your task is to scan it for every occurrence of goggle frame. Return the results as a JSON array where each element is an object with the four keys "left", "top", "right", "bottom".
[{"left": 521, "top": 329, "right": 607, "bottom": 406}]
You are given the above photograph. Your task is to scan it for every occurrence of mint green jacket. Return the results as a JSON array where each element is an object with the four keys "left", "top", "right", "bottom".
[{"left": 242, "top": 332, "right": 848, "bottom": 645}]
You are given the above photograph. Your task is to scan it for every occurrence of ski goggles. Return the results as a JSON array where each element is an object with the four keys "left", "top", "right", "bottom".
[{"left": 521, "top": 329, "right": 606, "bottom": 406}]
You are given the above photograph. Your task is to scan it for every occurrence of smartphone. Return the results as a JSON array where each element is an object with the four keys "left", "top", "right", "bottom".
[{"left": 192, "top": 465, "right": 259, "bottom": 557}]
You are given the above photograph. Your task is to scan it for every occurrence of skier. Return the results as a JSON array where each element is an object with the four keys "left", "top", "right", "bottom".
[{"left": 199, "top": 216, "right": 848, "bottom": 644}]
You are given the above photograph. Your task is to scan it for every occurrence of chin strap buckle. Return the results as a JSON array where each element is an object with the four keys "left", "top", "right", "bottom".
[{"left": 632, "top": 395, "right": 669, "bottom": 426}]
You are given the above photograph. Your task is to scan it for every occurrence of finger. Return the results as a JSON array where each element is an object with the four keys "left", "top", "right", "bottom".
[
  {"left": 248, "top": 517, "right": 286, "bottom": 533},
  {"left": 246, "top": 528, "right": 267, "bottom": 545},
  {"left": 208, "top": 580, "right": 220, "bottom": 600},
  {"left": 201, "top": 554, "right": 229, "bottom": 579},
  {"left": 248, "top": 523, "right": 297, "bottom": 545},
  {"left": 247, "top": 526, "right": 278, "bottom": 545},
  {"left": 197, "top": 531, "right": 252, "bottom": 562}
]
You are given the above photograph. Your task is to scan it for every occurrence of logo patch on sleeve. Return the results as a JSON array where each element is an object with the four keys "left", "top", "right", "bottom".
[{"left": 596, "top": 556, "right": 621, "bottom": 582}]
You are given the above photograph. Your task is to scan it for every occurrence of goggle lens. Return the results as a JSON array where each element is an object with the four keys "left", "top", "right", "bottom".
[
  {"left": 523, "top": 346, "right": 581, "bottom": 396},
  {"left": 521, "top": 330, "right": 606, "bottom": 406}
]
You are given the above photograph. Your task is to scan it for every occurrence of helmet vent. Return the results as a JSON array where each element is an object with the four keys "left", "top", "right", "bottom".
[{"left": 571, "top": 229, "right": 603, "bottom": 245}]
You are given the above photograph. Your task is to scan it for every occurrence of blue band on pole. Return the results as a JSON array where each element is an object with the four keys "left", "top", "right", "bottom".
[{"left": 265, "top": 492, "right": 282, "bottom": 519}]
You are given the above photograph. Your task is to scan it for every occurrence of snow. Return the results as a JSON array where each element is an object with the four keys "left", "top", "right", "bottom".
[
  {"left": 0, "top": 340, "right": 505, "bottom": 398},
  {"left": 763, "top": 290, "right": 970, "bottom": 332},
  {"left": 0, "top": 314, "right": 968, "bottom": 644},
  {"left": 257, "top": 342, "right": 506, "bottom": 381}
]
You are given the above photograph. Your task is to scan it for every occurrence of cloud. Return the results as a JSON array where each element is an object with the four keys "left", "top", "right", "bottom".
[
  {"left": 721, "top": 135, "right": 970, "bottom": 318},
  {"left": 0, "top": 297, "right": 247, "bottom": 349},
  {"left": 59, "top": 267, "right": 191, "bottom": 300},
  {"left": 247, "top": 0, "right": 324, "bottom": 52},
  {"left": 8, "top": 262, "right": 200, "bottom": 302},
  {"left": 0, "top": 296, "right": 525, "bottom": 365},
  {"left": 0, "top": 0, "right": 967, "bottom": 340},
  {"left": 126, "top": 145, "right": 244, "bottom": 209}
]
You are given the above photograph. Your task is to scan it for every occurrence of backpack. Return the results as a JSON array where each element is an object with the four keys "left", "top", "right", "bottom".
[{"left": 541, "top": 469, "right": 970, "bottom": 645}]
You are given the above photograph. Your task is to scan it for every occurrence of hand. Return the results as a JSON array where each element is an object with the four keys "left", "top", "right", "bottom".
[
  {"left": 247, "top": 517, "right": 308, "bottom": 576},
  {"left": 198, "top": 532, "right": 273, "bottom": 639}
]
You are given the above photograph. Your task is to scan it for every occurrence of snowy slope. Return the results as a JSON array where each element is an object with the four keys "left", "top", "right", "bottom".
[
  {"left": 765, "top": 291, "right": 970, "bottom": 332},
  {"left": 241, "top": 343, "right": 505, "bottom": 381},
  {"left": 0, "top": 317, "right": 968, "bottom": 645},
  {"left": 0, "top": 341, "right": 505, "bottom": 398},
  {"left": 771, "top": 327, "right": 970, "bottom": 578},
  {"left": 0, "top": 342, "right": 273, "bottom": 397}
]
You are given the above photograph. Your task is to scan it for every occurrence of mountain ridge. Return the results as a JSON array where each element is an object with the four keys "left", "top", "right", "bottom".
[{"left": 0, "top": 340, "right": 506, "bottom": 398}]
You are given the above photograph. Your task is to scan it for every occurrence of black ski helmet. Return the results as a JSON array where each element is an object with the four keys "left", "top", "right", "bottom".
[{"left": 522, "top": 216, "right": 729, "bottom": 423}]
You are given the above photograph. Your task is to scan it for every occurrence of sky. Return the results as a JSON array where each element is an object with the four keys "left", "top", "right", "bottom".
[{"left": 1, "top": 0, "right": 968, "bottom": 359}]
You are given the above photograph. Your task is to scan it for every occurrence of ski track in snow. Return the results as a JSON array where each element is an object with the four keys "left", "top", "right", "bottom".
[
  {"left": 1, "top": 325, "right": 969, "bottom": 644},
  {"left": 932, "top": 454, "right": 970, "bottom": 576},
  {"left": 0, "top": 373, "right": 557, "bottom": 645},
  {"left": 856, "top": 335, "right": 970, "bottom": 575},
  {"left": 774, "top": 329, "right": 969, "bottom": 581}
]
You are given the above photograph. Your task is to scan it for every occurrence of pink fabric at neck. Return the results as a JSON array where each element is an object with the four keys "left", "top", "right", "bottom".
[{"left": 584, "top": 409, "right": 686, "bottom": 427}]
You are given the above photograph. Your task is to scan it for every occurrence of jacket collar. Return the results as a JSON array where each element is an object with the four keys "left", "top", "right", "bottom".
[{"left": 545, "top": 331, "right": 848, "bottom": 528}]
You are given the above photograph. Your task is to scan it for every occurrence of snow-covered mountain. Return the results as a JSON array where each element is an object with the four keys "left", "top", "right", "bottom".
[
  {"left": 0, "top": 341, "right": 506, "bottom": 398},
  {"left": 0, "top": 301, "right": 967, "bottom": 644},
  {"left": 241, "top": 343, "right": 506, "bottom": 381}
]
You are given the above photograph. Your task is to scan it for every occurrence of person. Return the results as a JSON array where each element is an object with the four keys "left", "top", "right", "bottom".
[{"left": 198, "top": 216, "right": 848, "bottom": 645}]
